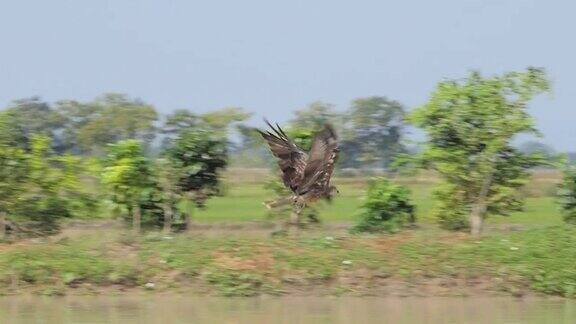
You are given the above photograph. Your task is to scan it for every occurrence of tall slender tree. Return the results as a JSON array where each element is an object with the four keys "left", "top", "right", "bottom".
[
  {"left": 102, "top": 140, "right": 155, "bottom": 232},
  {"left": 155, "top": 158, "right": 183, "bottom": 233},
  {"left": 409, "top": 68, "right": 550, "bottom": 235},
  {"left": 165, "top": 129, "right": 227, "bottom": 229}
]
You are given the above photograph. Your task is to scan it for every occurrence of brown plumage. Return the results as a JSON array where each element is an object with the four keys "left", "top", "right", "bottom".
[{"left": 258, "top": 120, "right": 339, "bottom": 207}]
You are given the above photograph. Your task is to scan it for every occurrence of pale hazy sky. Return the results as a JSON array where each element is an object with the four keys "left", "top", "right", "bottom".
[{"left": 0, "top": 1, "right": 574, "bottom": 149}]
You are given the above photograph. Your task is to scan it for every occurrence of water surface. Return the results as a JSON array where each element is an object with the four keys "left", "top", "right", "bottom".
[{"left": 0, "top": 296, "right": 573, "bottom": 323}]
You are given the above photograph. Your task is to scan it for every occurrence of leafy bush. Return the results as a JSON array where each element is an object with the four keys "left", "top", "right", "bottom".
[
  {"left": 351, "top": 178, "right": 415, "bottom": 233},
  {"left": 13, "top": 196, "right": 72, "bottom": 235},
  {"left": 559, "top": 167, "right": 576, "bottom": 224},
  {"left": 1, "top": 136, "right": 97, "bottom": 236},
  {"left": 165, "top": 129, "right": 228, "bottom": 207}
]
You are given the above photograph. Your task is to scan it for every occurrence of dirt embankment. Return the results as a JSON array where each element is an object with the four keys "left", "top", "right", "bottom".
[{"left": 0, "top": 223, "right": 573, "bottom": 299}]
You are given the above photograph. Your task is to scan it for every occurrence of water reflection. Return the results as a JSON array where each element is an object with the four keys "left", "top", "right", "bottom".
[{"left": 0, "top": 296, "right": 574, "bottom": 324}]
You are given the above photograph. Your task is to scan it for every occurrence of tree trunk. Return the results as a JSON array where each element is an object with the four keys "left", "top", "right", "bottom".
[
  {"left": 162, "top": 203, "right": 173, "bottom": 234},
  {"left": 469, "top": 173, "right": 494, "bottom": 237},
  {"left": 470, "top": 202, "right": 486, "bottom": 237},
  {"left": 133, "top": 204, "right": 141, "bottom": 233},
  {"left": 184, "top": 200, "right": 192, "bottom": 232},
  {"left": 183, "top": 192, "right": 195, "bottom": 232},
  {"left": 0, "top": 211, "right": 6, "bottom": 240}
]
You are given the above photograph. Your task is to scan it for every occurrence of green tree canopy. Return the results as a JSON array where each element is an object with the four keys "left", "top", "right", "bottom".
[
  {"left": 283, "top": 98, "right": 408, "bottom": 169},
  {"left": 102, "top": 139, "right": 156, "bottom": 231},
  {"left": 409, "top": 67, "right": 550, "bottom": 235},
  {"left": 342, "top": 96, "right": 406, "bottom": 168},
  {"left": 57, "top": 94, "right": 158, "bottom": 155},
  {"left": 202, "top": 107, "right": 252, "bottom": 137},
  {"left": 162, "top": 107, "right": 251, "bottom": 153},
  {"left": 0, "top": 111, "right": 28, "bottom": 149},
  {"left": 290, "top": 101, "right": 339, "bottom": 130},
  {"left": 164, "top": 107, "right": 250, "bottom": 136},
  {"left": 162, "top": 110, "right": 201, "bottom": 136},
  {"left": 8, "top": 136, "right": 89, "bottom": 235},
  {"left": 165, "top": 129, "right": 227, "bottom": 207},
  {"left": 1, "top": 97, "right": 65, "bottom": 150},
  {"left": 559, "top": 166, "right": 576, "bottom": 224},
  {"left": 0, "top": 143, "right": 29, "bottom": 237}
]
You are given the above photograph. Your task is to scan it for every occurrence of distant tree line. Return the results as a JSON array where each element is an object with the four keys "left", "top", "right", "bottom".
[
  {"left": 236, "top": 96, "right": 408, "bottom": 170},
  {"left": 0, "top": 93, "right": 245, "bottom": 237},
  {"left": 0, "top": 92, "right": 412, "bottom": 237},
  {"left": 0, "top": 93, "right": 414, "bottom": 170},
  {"left": 2, "top": 67, "right": 575, "bottom": 239}
]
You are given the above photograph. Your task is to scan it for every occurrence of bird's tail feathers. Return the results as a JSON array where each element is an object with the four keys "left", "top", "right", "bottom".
[{"left": 263, "top": 196, "right": 294, "bottom": 210}]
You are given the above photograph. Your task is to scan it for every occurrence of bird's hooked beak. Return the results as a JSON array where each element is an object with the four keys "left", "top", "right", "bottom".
[{"left": 330, "top": 186, "right": 340, "bottom": 195}]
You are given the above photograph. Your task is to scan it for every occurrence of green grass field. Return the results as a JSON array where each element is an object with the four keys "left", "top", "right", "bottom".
[{"left": 194, "top": 175, "right": 562, "bottom": 227}]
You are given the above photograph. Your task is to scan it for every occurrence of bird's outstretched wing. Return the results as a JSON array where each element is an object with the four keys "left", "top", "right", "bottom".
[
  {"left": 258, "top": 120, "right": 308, "bottom": 192},
  {"left": 297, "top": 124, "right": 339, "bottom": 195}
]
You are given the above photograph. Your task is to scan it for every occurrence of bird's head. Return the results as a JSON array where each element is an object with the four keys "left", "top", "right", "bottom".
[
  {"left": 323, "top": 186, "right": 339, "bottom": 204},
  {"left": 327, "top": 185, "right": 340, "bottom": 200}
]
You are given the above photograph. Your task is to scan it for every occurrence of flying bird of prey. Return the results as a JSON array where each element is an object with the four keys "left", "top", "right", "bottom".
[{"left": 258, "top": 120, "right": 339, "bottom": 212}]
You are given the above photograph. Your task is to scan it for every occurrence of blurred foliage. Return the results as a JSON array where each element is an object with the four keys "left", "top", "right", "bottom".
[
  {"left": 102, "top": 140, "right": 156, "bottom": 228},
  {"left": 0, "top": 93, "right": 241, "bottom": 235},
  {"left": 0, "top": 73, "right": 565, "bottom": 238},
  {"left": 165, "top": 129, "right": 228, "bottom": 208},
  {"left": 55, "top": 94, "right": 158, "bottom": 155},
  {"left": 162, "top": 109, "right": 202, "bottom": 136},
  {"left": 291, "top": 101, "right": 340, "bottom": 130},
  {"left": 163, "top": 107, "right": 251, "bottom": 137},
  {"left": 286, "top": 98, "right": 407, "bottom": 169},
  {"left": 4, "top": 97, "right": 65, "bottom": 150},
  {"left": 0, "top": 145, "right": 29, "bottom": 222},
  {"left": 351, "top": 177, "right": 415, "bottom": 233},
  {"left": 161, "top": 107, "right": 251, "bottom": 150},
  {"left": 0, "top": 111, "right": 29, "bottom": 149},
  {"left": 2, "top": 136, "right": 96, "bottom": 235},
  {"left": 409, "top": 67, "right": 551, "bottom": 231},
  {"left": 155, "top": 158, "right": 184, "bottom": 230},
  {"left": 342, "top": 96, "right": 406, "bottom": 168},
  {"left": 201, "top": 107, "right": 252, "bottom": 136},
  {"left": 559, "top": 166, "right": 576, "bottom": 224}
]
